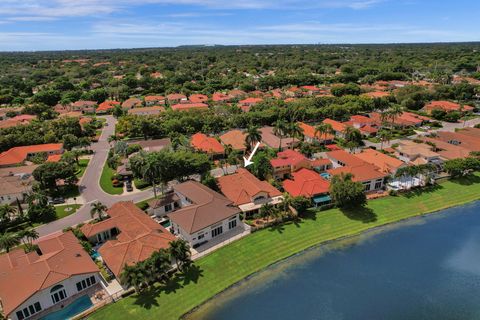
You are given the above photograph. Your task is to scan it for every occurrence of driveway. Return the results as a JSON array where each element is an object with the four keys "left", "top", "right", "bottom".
[{"left": 36, "top": 116, "right": 155, "bottom": 237}]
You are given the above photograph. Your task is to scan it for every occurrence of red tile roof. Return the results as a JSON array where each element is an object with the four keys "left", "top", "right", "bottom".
[
  {"left": 424, "top": 101, "right": 474, "bottom": 113},
  {"left": 355, "top": 149, "right": 405, "bottom": 174},
  {"left": 97, "top": 100, "right": 120, "bottom": 112},
  {"left": 327, "top": 150, "right": 387, "bottom": 182},
  {"left": 212, "top": 92, "right": 232, "bottom": 102},
  {"left": 189, "top": 94, "right": 209, "bottom": 103},
  {"left": 46, "top": 154, "right": 62, "bottom": 163},
  {"left": 191, "top": 133, "right": 224, "bottom": 154},
  {"left": 167, "top": 93, "right": 187, "bottom": 101},
  {"left": 0, "top": 232, "right": 99, "bottom": 315},
  {"left": 82, "top": 202, "right": 175, "bottom": 277},
  {"left": 299, "top": 122, "right": 334, "bottom": 141},
  {"left": 323, "top": 118, "right": 347, "bottom": 133},
  {"left": 219, "top": 129, "right": 247, "bottom": 151},
  {"left": 217, "top": 168, "right": 282, "bottom": 206},
  {"left": 270, "top": 149, "right": 308, "bottom": 168},
  {"left": 362, "top": 91, "right": 390, "bottom": 98},
  {"left": 283, "top": 168, "right": 330, "bottom": 198},
  {"left": 171, "top": 103, "right": 209, "bottom": 111},
  {"left": 239, "top": 97, "right": 263, "bottom": 105},
  {"left": 144, "top": 95, "right": 165, "bottom": 102},
  {"left": 0, "top": 143, "right": 63, "bottom": 167}
]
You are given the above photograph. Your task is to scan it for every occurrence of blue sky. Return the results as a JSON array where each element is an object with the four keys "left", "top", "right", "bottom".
[{"left": 0, "top": 0, "right": 479, "bottom": 51}]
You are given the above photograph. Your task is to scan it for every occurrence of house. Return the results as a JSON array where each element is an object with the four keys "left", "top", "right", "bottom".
[
  {"left": 433, "top": 130, "right": 480, "bottom": 153},
  {"left": 191, "top": 133, "right": 224, "bottom": 157},
  {"left": 260, "top": 126, "right": 299, "bottom": 150},
  {"left": 423, "top": 101, "right": 474, "bottom": 114},
  {"left": 326, "top": 150, "right": 387, "bottom": 192},
  {"left": 299, "top": 122, "right": 334, "bottom": 144},
  {"left": 144, "top": 95, "right": 165, "bottom": 106},
  {"left": 211, "top": 92, "right": 232, "bottom": 104},
  {"left": 323, "top": 118, "right": 347, "bottom": 137},
  {"left": 166, "top": 93, "right": 188, "bottom": 104},
  {"left": 270, "top": 149, "right": 313, "bottom": 180},
  {"left": 369, "top": 111, "right": 430, "bottom": 128},
  {"left": 167, "top": 181, "right": 242, "bottom": 248},
  {"left": 355, "top": 148, "right": 406, "bottom": 175},
  {"left": 0, "top": 115, "right": 36, "bottom": 129},
  {"left": 421, "top": 137, "right": 471, "bottom": 160},
  {"left": 71, "top": 100, "right": 97, "bottom": 114},
  {"left": 228, "top": 89, "right": 247, "bottom": 99},
  {"left": 362, "top": 91, "right": 390, "bottom": 99},
  {"left": 80, "top": 202, "right": 175, "bottom": 278},
  {"left": 217, "top": 168, "right": 283, "bottom": 217},
  {"left": 0, "top": 165, "right": 38, "bottom": 205},
  {"left": 394, "top": 140, "right": 443, "bottom": 167},
  {"left": 238, "top": 97, "right": 262, "bottom": 112},
  {"left": 96, "top": 100, "right": 120, "bottom": 114},
  {"left": 0, "top": 144, "right": 63, "bottom": 168},
  {"left": 301, "top": 85, "right": 321, "bottom": 95},
  {"left": 219, "top": 129, "right": 247, "bottom": 151},
  {"left": 121, "top": 98, "right": 143, "bottom": 110},
  {"left": 342, "top": 115, "right": 379, "bottom": 137},
  {"left": 171, "top": 103, "right": 209, "bottom": 112},
  {"left": 128, "top": 138, "right": 171, "bottom": 152},
  {"left": 0, "top": 232, "right": 101, "bottom": 320},
  {"left": 127, "top": 106, "right": 165, "bottom": 116},
  {"left": 189, "top": 94, "right": 209, "bottom": 104},
  {"left": 283, "top": 168, "right": 331, "bottom": 206}
]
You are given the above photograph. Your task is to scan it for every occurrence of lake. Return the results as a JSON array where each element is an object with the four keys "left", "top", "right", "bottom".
[{"left": 188, "top": 201, "right": 480, "bottom": 320}]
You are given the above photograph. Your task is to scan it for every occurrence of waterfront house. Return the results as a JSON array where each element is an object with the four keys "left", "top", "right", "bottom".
[{"left": 283, "top": 168, "right": 331, "bottom": 207}]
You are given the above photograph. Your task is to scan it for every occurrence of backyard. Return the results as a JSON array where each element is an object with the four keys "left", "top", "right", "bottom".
[{"left": 89, "top": 175, "right": 480, "bottom": 320}]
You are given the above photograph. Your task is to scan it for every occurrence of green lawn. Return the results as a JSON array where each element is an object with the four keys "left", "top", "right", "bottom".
[
  {"left": 99, "top": 162, "right": 124, "bottom": 195},
  {"left": 75, "top": 159, "right": 90, "bottom": 178},
  {"left": 55, "top": 204, "right": 81, "bottom": 219},
  {"left": 90, "top": 175, "right": 480, "bottom": 320}
]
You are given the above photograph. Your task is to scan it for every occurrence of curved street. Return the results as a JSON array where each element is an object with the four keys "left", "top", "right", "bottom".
[{"left": 36, "top": 116, "right": 155, "bottom": 237}]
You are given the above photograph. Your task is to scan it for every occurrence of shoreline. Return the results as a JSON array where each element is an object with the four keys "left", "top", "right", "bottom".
[
  {"left": 181, "top": 198, "right": 480, "bottom": 319},
  {"left": 89, "top": 175, "right": 480, "bottom": 320}
]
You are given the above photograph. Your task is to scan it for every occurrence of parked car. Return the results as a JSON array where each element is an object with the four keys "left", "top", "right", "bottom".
[
  {"left": 48, "top": 197, "right": 65, "bottom": 205},
  {"left": 126, "top": 181, "right": 133, "bottom": 192}
]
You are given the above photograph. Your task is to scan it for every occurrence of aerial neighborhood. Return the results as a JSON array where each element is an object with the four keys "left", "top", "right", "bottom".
[{"left": 1, "top": 44, "right": 480, "bottom": 320}]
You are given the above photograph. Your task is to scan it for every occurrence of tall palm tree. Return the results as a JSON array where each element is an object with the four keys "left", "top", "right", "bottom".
[
  {"left": 0, "top": 204, "right": 16, "bottom": 224},
  {"left": 90, "top": 202, "right": 108, "bottom": 221},
  {"left": 245, "top": 125, "right": 262, "bottom": 151},
  {"left": 344, "top": 126, "right": 363, "bottom": 152},
  {"left": 273, "top": 119, "right": 288, "bottom": 151},
  {"left": 120, "top": 264, "right": 143, "bottom": 292},
  {"left": 287, "top": 122, "right": 304, "bottom": 148},
  {"left": 150, "top": 249, "right": 172, "bottom": 283},
  {"left": 142, "top": 155, "right": 161, "bottom": 198},
  {"left": 377, "top": 129, "right": 393, "bottom": 150},
  {"left": 169, "top": 239, "right": 191, "bottom": 272},
  {"left": 314, "top": 123, "right": 334, "bottom": 145},
  {"left": 259, "top": 203, "right": 276, "bottom": 222},
  {"left": 0, "top": 232, "right": 21, "bottom": 253},
  {"left": 388, "top": 105, "right": 403, "bottom": 128},
  {"left": 18, "top": 228, "right": 39, "bottom": 251}
]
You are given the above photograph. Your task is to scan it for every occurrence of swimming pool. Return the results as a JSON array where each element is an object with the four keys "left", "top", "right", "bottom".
[
  {"left": 39, "top": 295, "right": 93, "bottom": 320},
  {"left": 320, "top": 172, "right": 330, "bottom": 179},
  {"left": 91, "top": 250, "right": 100, "bottom": 260}
]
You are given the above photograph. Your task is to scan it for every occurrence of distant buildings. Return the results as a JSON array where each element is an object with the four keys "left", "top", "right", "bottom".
[{"left": 0, "top": 144, "right": 63, "bottom": 168}]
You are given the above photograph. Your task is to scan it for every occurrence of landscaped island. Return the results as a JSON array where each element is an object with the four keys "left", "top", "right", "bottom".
[{"left": 89, "top": 174, "right": 480, "bottom": 320}]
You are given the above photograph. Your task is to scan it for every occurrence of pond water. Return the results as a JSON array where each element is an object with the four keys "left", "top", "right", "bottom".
[{"left": 189, "top": 201, "right": 480, "bottom": 320}]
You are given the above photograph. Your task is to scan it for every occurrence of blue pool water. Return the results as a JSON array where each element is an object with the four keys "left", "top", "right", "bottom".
[
  {"left": 190, "top": 201, "right": 480, "bottom": 320},
  {"left": 40, "top": 295, "right": 93, "bottom": 320},
  {"left": 91, "top": 250, "right": 100, "bottom": 260},
  {"left": 320, "top": 172, "right": 330, "bottom": 179}
]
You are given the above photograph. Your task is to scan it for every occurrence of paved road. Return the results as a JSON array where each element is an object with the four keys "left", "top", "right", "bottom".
[
  {"left": 364, "top": 117, "right": 480, "bottom": 149},
  {"left": 36, "top": 116, "right": 155, "bottom": 237}
]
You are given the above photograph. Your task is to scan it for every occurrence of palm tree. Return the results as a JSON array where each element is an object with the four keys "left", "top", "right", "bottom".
[
  {"left": 0, "top": 204, "right": 16, "bottom": 224},
  {"left": 388, "top": 105, "right": 403, "bottom": 128},
  {"left": 150, "top": 248, "right": 172, "bottom": 283},
  {"left": 314, "top": 123, "right": 334, "bottom": 145},
  {"left": 259, "top": 203, "right": 275, "bottom": 222},
  {"left": 273, "top": 119, "right": 288, "bottom": 150},
  {"left": 245, "top": 125, "right": 262, "bottom": 151},
  {"left": 90, "top": 202, "right": 108, "bottom": 221},
  {"left": 142, "top": 155, "right": 161, "bottom": 198},
  {"left": 377, "top": 130, "right": 393, "bottom": 150},
  {"left": 169, "top": 239, "right": 191, "bottom": 272},
  {"left": 287, "top": 122, "right": 304, "bottom": 147},
  {"left": 0, "top": 232, "right": 21, "bottom": 253},
  {"left": 344, "top": 126, "right": 363, "bottom": 152},
  {"left": 120, "top": 264, "right": 143, "bottom": 292},
  {"left": 18, "top": 228, "right": 39, "bottom": 251}
]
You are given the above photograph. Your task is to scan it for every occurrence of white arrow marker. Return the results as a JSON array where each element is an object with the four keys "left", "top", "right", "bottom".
[{"left": 243, "top": 142, "right": 261, "bottom": 167}]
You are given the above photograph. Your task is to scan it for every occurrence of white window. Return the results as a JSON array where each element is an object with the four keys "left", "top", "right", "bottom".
[
  {"left": 363, "top": 182, "right": 371, "bottom": 191},
  {"left": 15, "top": 302, "right": 42, "bottom": 320},
  {"left": 164, "top": 203, "right": 173, "bottom": 212},
  {"left": 76, "top": 275, "right": 97, "bottom": 292},
  {"left": 374, "top": 180, "right": 383, "bottom": 189}
]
